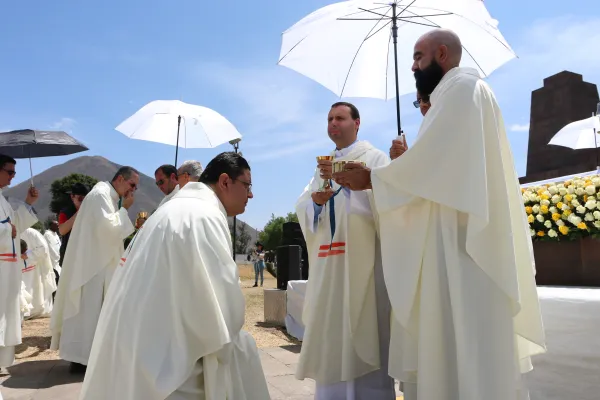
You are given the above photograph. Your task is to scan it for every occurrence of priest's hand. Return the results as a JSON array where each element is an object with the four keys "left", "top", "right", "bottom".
[
  {"left": 25, "top": 186, "right": 39, "bottom": 206},
  {"left": 311, "top": 190, "right": 334, "bottom": 206},
  {"left": 10, "top": 223, "right": 16, "bottom": 239},
  {"left": 123, "top": 192, "right": 135, "bottom": 210},
  {"left": 390, "top": 135, "right": 408, "bottom": 160},
  {"left": 333, "top": 162, "right": 372, "bottom": 191},
  {"left": 317, "top": 159, "right": 333, "bottom": 181}
]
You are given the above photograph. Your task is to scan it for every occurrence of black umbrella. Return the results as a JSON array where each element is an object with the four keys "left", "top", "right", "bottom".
[{"left": 0, "top": 129, "right": 89, "bottom": 184}]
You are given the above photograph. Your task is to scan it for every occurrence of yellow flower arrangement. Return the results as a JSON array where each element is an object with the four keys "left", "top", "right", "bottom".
[{"left": 522, "top": 174, "right": 600, "bottom": 241}]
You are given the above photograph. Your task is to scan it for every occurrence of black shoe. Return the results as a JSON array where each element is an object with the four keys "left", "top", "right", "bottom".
[
  {"left": 69, "top": 362, "right": 87, "bottom": 374},
  {"left": 252, "top": 283, "right": 258, "bottom": 287}
]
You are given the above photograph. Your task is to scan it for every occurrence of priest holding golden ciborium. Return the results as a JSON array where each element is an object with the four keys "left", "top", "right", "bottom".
[{"left": 294, "top": 101, "right": 399, "bottom": 398}]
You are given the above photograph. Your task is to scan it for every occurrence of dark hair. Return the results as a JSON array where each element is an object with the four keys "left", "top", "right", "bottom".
[
  {"left": 20, "top": 239, "right": 27, "bottom": 254},
  {"left": 0, "top": 154, "right": 16, "bottom": 170},
  {"left": 155, "top": 164, "right": 177, "bottom": 179},
  {"left": 331, "top": 102, "right": 360, "bottom": 120},
  {"left": 111, "top": 166, "right": 139, "bottom": 182},
  {"left": 199, "top": 152, "right": 250, "bottom": 185}
]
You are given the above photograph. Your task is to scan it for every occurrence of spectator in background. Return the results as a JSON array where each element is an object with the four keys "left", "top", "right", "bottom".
[
  {"left": 177, "top": 160, "right": 203, "bottom": 188},
  {"left": 58, "top": 183, "right": 90, "bottom": 266},
  {"left": 253, "top": 243, "right": 265, "bottom": 288}
]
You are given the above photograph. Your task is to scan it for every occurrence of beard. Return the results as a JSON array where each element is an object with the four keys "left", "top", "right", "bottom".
[{"left": 414, "top": 59, "right": 445, "bottom": 98}]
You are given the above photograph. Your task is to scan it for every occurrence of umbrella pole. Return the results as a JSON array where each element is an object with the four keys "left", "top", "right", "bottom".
[
  {"left": 391, "top": 3, "right": 403, "bottom": 137},
  {"left": 232, "top": 140, "right": 240, "bottom": 260},
  {"left": 175, "top": 115, "right": 182, "bottom": 167},
  {"left": 29, "top": 157, "right": 33, "bottom": 186},
  {"left": 594, "top": 111, "right": 598, "bottom": 171}
]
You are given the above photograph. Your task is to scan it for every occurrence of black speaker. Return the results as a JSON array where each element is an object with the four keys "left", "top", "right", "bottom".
[
  {"left": 276, "top": 245, "right": 302, "bottom": 290},
  {"left": 281, "top": 222, "right": 310, "bottom": 280}
]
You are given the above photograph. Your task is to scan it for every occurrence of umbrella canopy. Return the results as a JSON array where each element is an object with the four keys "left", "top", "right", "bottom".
[
  {"left": 0, "top": 129, "right": 88, "bottom": 158},
  {"left": 278, "top": 0, "right": 513, "bottom": 135},
  {"left": 279, "top": 0, "right": 514, "bottom": 99},
  {"left": 116, "top": 100, "right": 242, "bottom": 165},
  {"left": 548, "top": 116, "right": 600, "bottom": 150}
]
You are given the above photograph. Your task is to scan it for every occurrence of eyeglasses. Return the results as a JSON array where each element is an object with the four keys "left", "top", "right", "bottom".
[
  {"left": 128, "top": 181, "right": 138, "bottom": 191},
  {"left": 2, "top": 168, "right": 16, "bottom": 177},
  {"left": 413, "top": 98, "right": 430, "bottom": 108},
  {"left": 234, "top": 178, "right": 252, "bottom": 193},
  {"left": 155, "top": 179, "right": 165, "bottom": 186}
]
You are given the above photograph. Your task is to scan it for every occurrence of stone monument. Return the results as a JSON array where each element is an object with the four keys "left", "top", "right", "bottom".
[{"left": 519, "top": 71, "right": 600, "bottom": 184}]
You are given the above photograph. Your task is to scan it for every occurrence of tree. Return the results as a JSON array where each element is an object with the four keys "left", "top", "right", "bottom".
[
  {"left": 258, "top": 212, "right": 299, "bottom": 252},
  {"left": 235, "top": 223, "right": 251, "bottom": 254},
  {"left": 49, "top": 174, "right": 98, "bottom": 215}
]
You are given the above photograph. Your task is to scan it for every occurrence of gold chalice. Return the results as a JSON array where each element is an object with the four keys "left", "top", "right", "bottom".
[{"left": 316, "top": 155, "right": 334, "bottom": 191}]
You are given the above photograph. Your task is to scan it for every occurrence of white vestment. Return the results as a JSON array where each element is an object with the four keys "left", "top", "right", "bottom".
[
  {"left": 20, "top": 228, "right": 56, "bottom": 318},
  {"left": 51, "top": 181, "right": 135, "bottom": 365},
  {"left": 157, "top": 184, "right": 180, "bottom": 208},
  {"left": 0, "top": 191, "right": 37, "bottom": 367},
  {"left": 295, "top": 140, "right": 395, "bottom": 399},
  {"left": 370, "top": 67, "right": 546, "bottom": 400},
  {"left": 80, "top": 182, "right": 270, "bottom": 400},
  {"left": 43, "top": 230, "right": 61, "bottom": 275}
]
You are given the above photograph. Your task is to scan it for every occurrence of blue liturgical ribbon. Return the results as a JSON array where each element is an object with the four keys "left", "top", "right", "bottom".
[
  {"left": 327, "top": 181, "right": 343, "bottom": 249},
  {"left": 0, "top": 217, "right": 16, "bottom": 257}
]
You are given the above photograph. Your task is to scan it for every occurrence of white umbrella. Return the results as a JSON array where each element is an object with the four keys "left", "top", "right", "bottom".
[
  {"left": 548, "top": 115, "right": 600, "bottom": 150},
  {"left": 278, "top": 0, "right": 514, "bottom": 135},
  {"left": 116, "top": 100, "right": 242, "bottom": 166}
]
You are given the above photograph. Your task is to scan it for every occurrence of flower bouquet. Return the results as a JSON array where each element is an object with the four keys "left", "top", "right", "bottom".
[{"left": 522, "top": 175, "right": 600, "bottom": 241}]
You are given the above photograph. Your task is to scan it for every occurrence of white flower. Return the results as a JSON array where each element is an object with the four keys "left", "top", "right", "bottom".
[
  {"left": 561, "top": 203, "right": 570, "bottom": 211},
  {"left": 586, "top": 185, "right": 597, "bottom": 195},
  {"left": 548, "top": 185, "right": 558, "bottom": 195},
  {"left": 567, "top": 187, "right": 575, "bottom": 194},
  {"left": 530, "top": 229, "right": 536, "bottom": 237},
  {"left": 556, "top": 219, "right": 565, "bottom": 226},
  {"left": 559, "top": 188, "right": 568, "bottom": 196},
  {"left": 550, "top": 206, "right": 558, "bottom": 214},
  {"left": 585, "top": 199, "right": 597, "bottom": 210},
  {"left": 542, "top": 190, "right": 551, "bottom": 198},
  {"left": 568, "top": 214, "right": 582, "bottom": 226},
  {"left": 532, "top": 205, "right": 540, "bottom": 214},
  {"left": 594, "top": 211, "right": 600, "bottom": 220},
  {"left": 585, "top": 213, "right": 595, "bottom": 222},
  {"left": 592, "top": 177, "right": 600, "bottom": 186},
  {"left": 536, "top": 214, "right": 545, "bottom": 223},
  {"left": 572, "top": 199, "right": 581, "bottom": 207},
  {"left": 577, "top": 206, "right": 587, "bottom": 214},
  {"left": 541, "top": 199, "right": 551, "bottom": 206},
  {"left": 551, "top": 195, "right": 562, "bottom": 204},
  {"left": 544, "top": 220, "right": 552, "bottom": 228},
  {"left": 557, "top": 183, "right": 566, "bottom": 189},
  {"left": 574, "top": 179, "right": 585, "bottom": 188},
  {"left": 576, "top": 188, "right": 585, "bottom": 196},
  {"left": 548, "top": 229, "right": 558, "bottom": 238},
  {"left": 594, "top": 221, "right": 600, "bottom": 229}
]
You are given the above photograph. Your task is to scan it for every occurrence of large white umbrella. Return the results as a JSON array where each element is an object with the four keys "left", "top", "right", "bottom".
[
  {"left": 278, "top": 0, "right": 514, "bottom": 135},
  {"left": 116, "top": 100, "right": 242, "bottom": 166},
  {"left": 549, "top": 115, "right": 600, "bottom": 150}
]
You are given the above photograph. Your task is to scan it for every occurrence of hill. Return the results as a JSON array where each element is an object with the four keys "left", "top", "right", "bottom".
[{"left": 3, "top": 155, "right": 259, "bottom": 246}]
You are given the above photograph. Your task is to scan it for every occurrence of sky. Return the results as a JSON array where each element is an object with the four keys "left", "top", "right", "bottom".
[{"left": 0, "top": 0, "right": 599, "bottom": 230}]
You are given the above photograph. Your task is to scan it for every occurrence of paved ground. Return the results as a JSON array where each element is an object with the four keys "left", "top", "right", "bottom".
[{"left": 0, "top": 345, "right": 402, "bottom": 400}]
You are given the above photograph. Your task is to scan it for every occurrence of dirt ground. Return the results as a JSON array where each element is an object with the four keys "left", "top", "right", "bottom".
[{"left": 15, "top": 264, "right": 299, "bottom": 364}]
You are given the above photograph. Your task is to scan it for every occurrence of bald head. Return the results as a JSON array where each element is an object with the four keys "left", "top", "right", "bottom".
[
  {"left": 413, "top": 29, "right": 462, "bottom": 72},
  {"left": 412, "top": 29, "right": 462, "bottom": 98}
]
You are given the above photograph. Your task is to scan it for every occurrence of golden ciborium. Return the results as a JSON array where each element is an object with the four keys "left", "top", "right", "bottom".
[{"left": 316, "top": 155, "right": 334, "bottom": 191}]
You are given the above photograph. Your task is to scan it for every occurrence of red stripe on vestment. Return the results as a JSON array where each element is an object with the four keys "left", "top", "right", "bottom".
[
  {"left": 318, "top": 249, "right": 346, "bottom": 258},
  {"left": 0, "top": 253, "right": 16, "bottom": 257},
  {"left": 0, "top": 258, "right": 17, "bottom": 262},
  {"left": 318, "top": 242, "right": 345, "bottom": 250},
  {"left": 22, "top": 265, "right": 35, "bottom": 272}
]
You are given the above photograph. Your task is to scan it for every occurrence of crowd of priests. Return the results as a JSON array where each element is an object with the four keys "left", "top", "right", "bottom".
[{"left": 0, "top": 29, "right": 545, "bottom": 400}]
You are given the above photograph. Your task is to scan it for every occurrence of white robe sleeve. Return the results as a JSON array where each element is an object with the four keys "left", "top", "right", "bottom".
[
  {"left": 95, "top": 195, "right": 135, "bottom": 240},
  {"left": 12, "top": 203, "right": 38, "bottom": 234}
]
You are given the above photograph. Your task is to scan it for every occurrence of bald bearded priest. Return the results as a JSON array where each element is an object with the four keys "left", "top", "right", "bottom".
[
  {"left": 333, "top": 29, "right": 546, "bottom": 400},
  {"left": 80, "top": 152, "right": 270, "bottom": 400},
  {"left": 51, "top": 167, "right": 138, "bottom": 372},
  {"left": 296, "top": 102, "right": 394, "bottom": 399}
]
